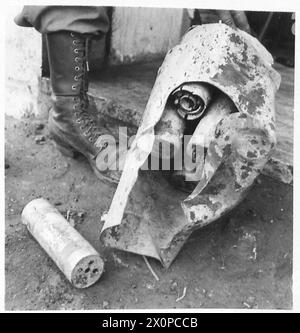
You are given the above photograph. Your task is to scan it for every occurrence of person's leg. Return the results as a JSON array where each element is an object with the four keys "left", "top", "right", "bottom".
[
  {"left": 15, "top": 6, "right": 121, "bottom": 183},
  {"left": 14, "top": 5, "right": 109, "bottom": 35}
]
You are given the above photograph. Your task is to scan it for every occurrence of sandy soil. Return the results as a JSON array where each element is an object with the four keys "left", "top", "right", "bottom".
[{"left": 5, "top": 115, "right": 292, "bottom": 310}]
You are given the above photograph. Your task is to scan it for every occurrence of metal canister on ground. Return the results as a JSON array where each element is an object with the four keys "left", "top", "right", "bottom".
[{"left": 22, "top": 198, "right": 104, "bottom": 288}]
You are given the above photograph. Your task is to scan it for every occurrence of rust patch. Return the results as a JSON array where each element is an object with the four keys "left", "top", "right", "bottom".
[
  {"left": 190, "top": 211, "right": 196, "bottom": 221},
  {"left": 241, "top": 164, "right": 253, "bottom": 173},
  {"left": 155, "top": 120, "right": 173, "bottom": 132},
  {"left": 241, "top": 170, "right": 250, "bottom": 180},
  {"left": 229, "top": 33, "right": 243, "bottom": 45},
  {"left": 213, "top": 63, "right": 247, "bottom": 87},
  {"left": 234, "top": 181, "right": 242, "bottom": 190},
  {"left": 238, "top": 86, "right": 266, "bottom": 115},
  {"left": 247, "top": 151, "right": 258, "bottom": 158},
  {"left": 193, "top": 195, "right": 223, "bottom": 213}
]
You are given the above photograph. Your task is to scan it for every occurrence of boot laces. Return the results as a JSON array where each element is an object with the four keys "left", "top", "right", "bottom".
[
  {"left": 71, "top": 33, "right": 99, "bottom": 143},
  {"left": 74, "top": 95, "right": 101, "bottom": 143},
  {"left": 71, "top": 34, "right": 90, "bottom": 92}
]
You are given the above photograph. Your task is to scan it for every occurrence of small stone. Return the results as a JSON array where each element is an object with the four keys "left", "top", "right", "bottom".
[
  {"left": 246, "top": 209, "right": 257, "bottom": 217},
  {"left": 35, "top": 123, "right": 45, "bottom": 132},
  {"left": 103, "top": 301, "right": 109, "bottom": 309},
  {"left": 170, "top": 281, "right": 178, "bottom": 292},
  {"left": 131, "top": 283, "right": 137, "bottom": 289},
  {"left": 65, "top": 294, "right": 74, "bottom": 303},
  {"left": 77, "top": 212, "right": 86, "bottom": 219},
  {"left": 207, "top": 291, "right": 213, "bottom": 298},
  {"left": 146, "top": 283, "right": 154, "bottom": 290},
  {"left": 5, "top": 163, "right": 10, "bottom": 169},
  {"left": 69, "top": 218, "right": 75, "bottom": 227},
  {"left": 35, "top": 135, "right": 46, "bottom": 144}
]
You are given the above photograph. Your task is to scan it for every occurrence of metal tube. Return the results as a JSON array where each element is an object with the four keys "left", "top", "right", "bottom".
[
  {"left": 172, "top": 83, "right": 213, "bottom": 120},
  {"left": 22, "top": 198, "right": 104, "bottom": 288}
]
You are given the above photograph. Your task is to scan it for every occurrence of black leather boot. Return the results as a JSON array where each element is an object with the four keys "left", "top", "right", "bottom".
[{"left": 46, "top": 31, "right": 121, "bottom": 183}]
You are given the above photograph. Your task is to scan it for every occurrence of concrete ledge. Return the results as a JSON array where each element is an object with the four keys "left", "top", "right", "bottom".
[{"left": 40, "top": 61, "right": 293, "bottom": 185}]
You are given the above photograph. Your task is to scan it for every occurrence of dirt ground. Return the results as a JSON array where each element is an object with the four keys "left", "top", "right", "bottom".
[{"left": 5, "top": 114, "right": 292, "bottom": 310}]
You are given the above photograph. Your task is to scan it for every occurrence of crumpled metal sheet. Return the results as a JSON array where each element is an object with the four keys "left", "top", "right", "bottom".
[{"left": 100, "top": 23, "right": 281, "bottom": 268}]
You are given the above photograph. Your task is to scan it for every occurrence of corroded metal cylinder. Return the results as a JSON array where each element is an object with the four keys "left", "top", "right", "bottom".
[
  {"left": 153, "top": 104, "right": 185, "bottom": 159},
  {"left": 187, "top": 94, "right": 237, "bottom": 155},
  {"left": 22, "top": 198, "right": 104, "bottom": 288},
  {"left": 171, "top": 94, "right": 237, "bottom": 193}
]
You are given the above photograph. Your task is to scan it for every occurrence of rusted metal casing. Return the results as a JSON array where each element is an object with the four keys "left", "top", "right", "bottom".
[{"left": 101, "top": 23, "right": 281, "bottom": 268}]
